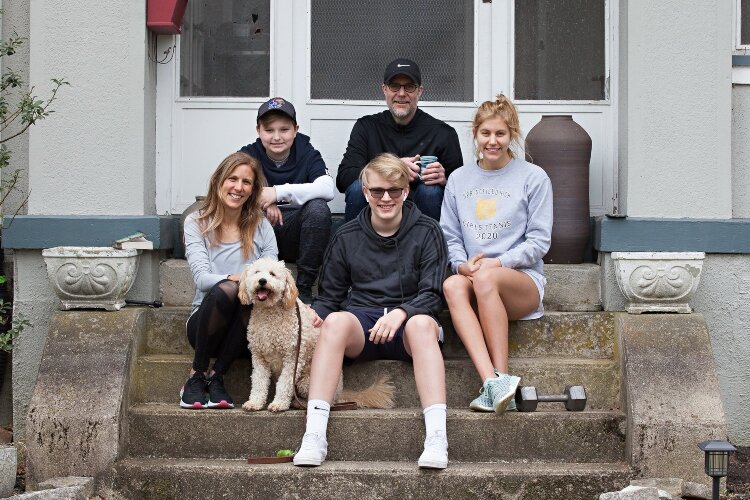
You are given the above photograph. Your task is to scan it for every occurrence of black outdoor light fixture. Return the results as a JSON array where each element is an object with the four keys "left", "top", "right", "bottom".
[{"left": 698, "top": 439, "right": 737, "bottom": 500}]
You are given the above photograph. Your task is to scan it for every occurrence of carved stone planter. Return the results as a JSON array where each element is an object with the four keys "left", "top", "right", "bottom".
[
  {"left": 42, "top": 247, "right": 139, "bottom": 311},
  {"left": 612, "top": 252, "right": 705, "bottom": 314}
]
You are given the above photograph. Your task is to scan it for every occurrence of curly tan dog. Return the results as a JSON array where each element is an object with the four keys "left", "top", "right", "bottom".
[{"left": 239, "top": 258, "right": 394, "bottom": 412}]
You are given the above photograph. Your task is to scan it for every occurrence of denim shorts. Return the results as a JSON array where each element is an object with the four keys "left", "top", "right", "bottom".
[{"left": 344, "top": 307, "right": 443, "bottom": 364}]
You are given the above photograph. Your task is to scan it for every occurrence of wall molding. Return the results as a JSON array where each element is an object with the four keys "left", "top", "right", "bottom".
[
  {"left": 2, "top": 216, "right": 176, "bottom": 250},
  {"left": 595, "top": 217, "right": 750, "bottom": 253}
]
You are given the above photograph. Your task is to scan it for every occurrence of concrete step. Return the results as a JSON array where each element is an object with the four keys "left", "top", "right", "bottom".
[
  {"left": 160, "top": 259, "right": 602, "bottom": 312},
  {"left": 112, "top": 457, "right": 631, "bottom": 500},
  {"left": 127, "top": 403, "right": 625, "bottom": 463},
  {"left": 131, "top": 356, "right": 620, "bottom": 410},
  {"left": 142, "top": 307, "right": 616, "bottom": 360}
]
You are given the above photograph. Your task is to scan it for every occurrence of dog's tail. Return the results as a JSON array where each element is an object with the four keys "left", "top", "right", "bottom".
[{"left": 339, "top": 373, "right": 396, "bottom": 409}]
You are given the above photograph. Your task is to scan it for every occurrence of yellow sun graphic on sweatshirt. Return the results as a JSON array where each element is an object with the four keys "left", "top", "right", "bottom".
[{"left": 475, "top": 198, "right": 496, "bottom": 220}]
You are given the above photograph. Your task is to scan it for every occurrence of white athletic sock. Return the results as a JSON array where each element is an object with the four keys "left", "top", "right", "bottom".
[
  {"left": 306, "top": 399, "right": 330, "bottom": 438},
  {"left": 423, "top": 403, "right": 447, "bottom": 436}
]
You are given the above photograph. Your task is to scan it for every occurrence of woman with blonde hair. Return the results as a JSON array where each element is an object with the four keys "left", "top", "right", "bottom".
[
  {"left": 181, "top": 151, "right": 278, "bottom": 409},
  {"left": 441, "top": 95, "right": 552, "bottom": 413}
]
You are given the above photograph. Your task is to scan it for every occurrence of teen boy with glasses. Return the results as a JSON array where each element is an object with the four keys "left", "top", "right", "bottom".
[
  {"left": 336, "top": 58, "right": 463, "bottom": 222},
  {"left": 294, "top": 153, "right": 450, "bottom": 470}
]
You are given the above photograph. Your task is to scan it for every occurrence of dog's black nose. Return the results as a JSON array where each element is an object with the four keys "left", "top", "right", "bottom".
[{"left": 258, "top": 278, "right": 267, "bottom": 286}]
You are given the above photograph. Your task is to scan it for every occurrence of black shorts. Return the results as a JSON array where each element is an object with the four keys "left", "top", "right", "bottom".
[{"left": 343, "top": 307, "right": 442, "bottom": 365}]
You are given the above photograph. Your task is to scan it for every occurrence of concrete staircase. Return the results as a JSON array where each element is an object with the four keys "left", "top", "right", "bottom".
[{"left": 107, "top": 261, "right": 632, "bottom": 499}]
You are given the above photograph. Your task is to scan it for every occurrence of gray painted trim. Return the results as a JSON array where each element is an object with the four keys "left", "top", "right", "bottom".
[
  {"left": 733, "top": 55, "right": 750, "bottom": 66},
  {"left": 594, "top": 216, "right": 750, "bottom": 253},
  {"left": 1, "top": 216, "right": 176, "bottom": 249}
]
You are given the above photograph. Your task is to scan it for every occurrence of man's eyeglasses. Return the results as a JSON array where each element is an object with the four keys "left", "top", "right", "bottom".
[
  {"left": 367, "top": 187, "right": 404, "bottom": 199},
  {"left": 386, "top": 83, "right": 419, "bottom": 93}
]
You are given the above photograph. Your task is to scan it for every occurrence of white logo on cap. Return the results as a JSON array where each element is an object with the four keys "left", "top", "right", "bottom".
[{"left": 397, "top": 64, "right": 410, "bottom": 67}]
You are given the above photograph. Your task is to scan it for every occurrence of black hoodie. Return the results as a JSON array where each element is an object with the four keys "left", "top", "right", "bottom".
[
  {"left": 336, "top": 109, "right": 463, "bottom": 193},
  {"left": 312, "top": 200, "right": 448, "bottom": 320},
  {"left": 239, "top": 133, "right": 327, "bottom": 187}
]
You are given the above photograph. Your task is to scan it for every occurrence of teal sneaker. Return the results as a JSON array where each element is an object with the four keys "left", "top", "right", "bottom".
[
  {"left": 485, "top": 374, "right": 521, "bottom": 414},
  {"left": 469, "top": 385, "right": 494, "bottom": 412},
  {"left": 470, "top": 370, "right": 512, "bottom": 412},
  {"left": 500, "top": 370, "right": 518, "bottom": 411},
  {"left": 507, "top": 397, "right": 517, "bottom": 412}
]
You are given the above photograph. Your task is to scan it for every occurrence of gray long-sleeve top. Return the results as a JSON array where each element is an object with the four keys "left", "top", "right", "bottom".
[{"left": 184, "top": 211, "right": 278, "bottom": 309}]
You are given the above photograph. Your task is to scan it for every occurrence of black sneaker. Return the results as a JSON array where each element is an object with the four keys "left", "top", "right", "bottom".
[
  {"left": 206, "top": 373, "right": 234, "bottom": 409},
  {"left": 180, "top": 372, "right": 208, "bottom": 409},
  {"left": 298, "top": 286, "right": 314, "bottom": 305}
]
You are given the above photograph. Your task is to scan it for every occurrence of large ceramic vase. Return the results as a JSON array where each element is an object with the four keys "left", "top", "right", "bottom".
[{"left": 525, "top": 115, "right": 592, "bottom": 264}]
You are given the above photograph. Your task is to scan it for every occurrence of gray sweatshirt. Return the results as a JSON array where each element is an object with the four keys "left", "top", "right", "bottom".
[
  {"left": 440, "top": 159, "right": 552, "bottom": 276},
  {"left": 184, "top": 212, "right": 278, "bottom": 309}
]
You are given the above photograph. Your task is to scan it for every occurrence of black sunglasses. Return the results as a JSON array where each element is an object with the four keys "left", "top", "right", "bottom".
[{"left": 367, "top": 187, "right": 404, "bottom": 199}]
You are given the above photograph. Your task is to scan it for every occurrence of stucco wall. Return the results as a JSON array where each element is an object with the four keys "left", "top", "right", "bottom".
[
  {"left": 733, "top": 85, "right": 750, "bottom": 218},
  {"left": 27, "top": 0, "right": 151, "bottom": 215},
  {"left": 693, "top": 255, "right": 750, "bottom": 446},
  {"left": 620, "top": 1, "right": 732, "bottom": 218},
  {"left": 11, "top": 251, "right": 57, "bottom": 440},
  {"left": 602, "top": 253, "right": 750, "bottom": 445},
  {"left": 1, "top": 0, "right": 30, "bottom": 217},
  {"left": 1, "top": 0, "right": 31, "bottom": 428},
  {"left": 10, "top": 1, "right": 158, "bottom": 439}
]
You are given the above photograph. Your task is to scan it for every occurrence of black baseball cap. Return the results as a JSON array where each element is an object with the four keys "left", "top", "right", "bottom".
[
  {"left": 257, "top": 97, "right": 296, "bottom": 124},
  {"left": 383, "top": 58, "right": 421, "bottom": 86}
]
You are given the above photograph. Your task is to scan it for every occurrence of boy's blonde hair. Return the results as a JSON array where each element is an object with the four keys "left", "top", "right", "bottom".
[{"left": 359, "top": 153, "right": 410, "bottom": 188}]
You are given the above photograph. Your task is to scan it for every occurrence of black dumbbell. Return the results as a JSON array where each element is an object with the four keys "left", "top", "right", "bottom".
[{"left": 515, "top": 385, "right": 587, "bottom": 412}]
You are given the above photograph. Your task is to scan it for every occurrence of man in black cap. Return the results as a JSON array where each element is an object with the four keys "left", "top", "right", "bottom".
[
  {"left": 336, "top": 58, "right": 463, "bottom": 222},
  {"left": 239, "top": 97, "right": 334, "bottom": 303}
]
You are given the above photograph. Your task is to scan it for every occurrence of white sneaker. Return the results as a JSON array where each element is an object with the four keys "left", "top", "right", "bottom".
[
  {"left": 418, "top": 431, "right": 448, "bottom": 469},
  {"left": 293, "top": 432, "right": 328, "bottom": 467}
]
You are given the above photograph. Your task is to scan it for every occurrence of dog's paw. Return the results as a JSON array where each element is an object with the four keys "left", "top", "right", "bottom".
[
  {"left": 267, "top": 400, "right": 291, "bottom": 413},
  {"left": 242, "top": 400, "right": 265, "bottom": 411}
]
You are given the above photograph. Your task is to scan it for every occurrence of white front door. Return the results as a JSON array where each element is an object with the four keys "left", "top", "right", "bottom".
[{"left": 156, "top": 0, "right": 617, "bottom": 216}]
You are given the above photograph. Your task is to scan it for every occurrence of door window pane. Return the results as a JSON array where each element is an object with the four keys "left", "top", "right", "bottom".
[
  {"left": 310, "top": 0, "right": 473, "bottom": 102},
  {"left": 742, "top": 0, "right": 750, "bottom": 45},
  {"left": 180, "top": 0, "right": 270, "bottom": 97},
  {"left": 515, "top": 0, "right": 606, "bottom": 100}
]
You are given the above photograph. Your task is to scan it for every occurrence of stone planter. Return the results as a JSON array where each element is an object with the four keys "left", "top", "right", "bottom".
[
  {"left": 0, "top": 445, "right": 16, "bottom": 497},
  {"left": 612, "top": 251, "right": 705, "bottom": 314},
  {"left": 42, "top": 247, "right": 140, "bottom": 311}
]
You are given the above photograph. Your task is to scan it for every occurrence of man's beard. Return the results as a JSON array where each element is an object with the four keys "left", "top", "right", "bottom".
[{"left": 389, "top": 104, "right": 413, "bottom": 120}]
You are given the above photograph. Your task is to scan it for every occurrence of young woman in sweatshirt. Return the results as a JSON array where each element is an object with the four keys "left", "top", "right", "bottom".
[{"left": 440, "top": 95, "right": 553, "bottom": 413}]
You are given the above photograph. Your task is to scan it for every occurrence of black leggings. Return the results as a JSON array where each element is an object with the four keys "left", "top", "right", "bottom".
[{"left": 186, "top": 280, "right": 251, "bottom": 375}]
